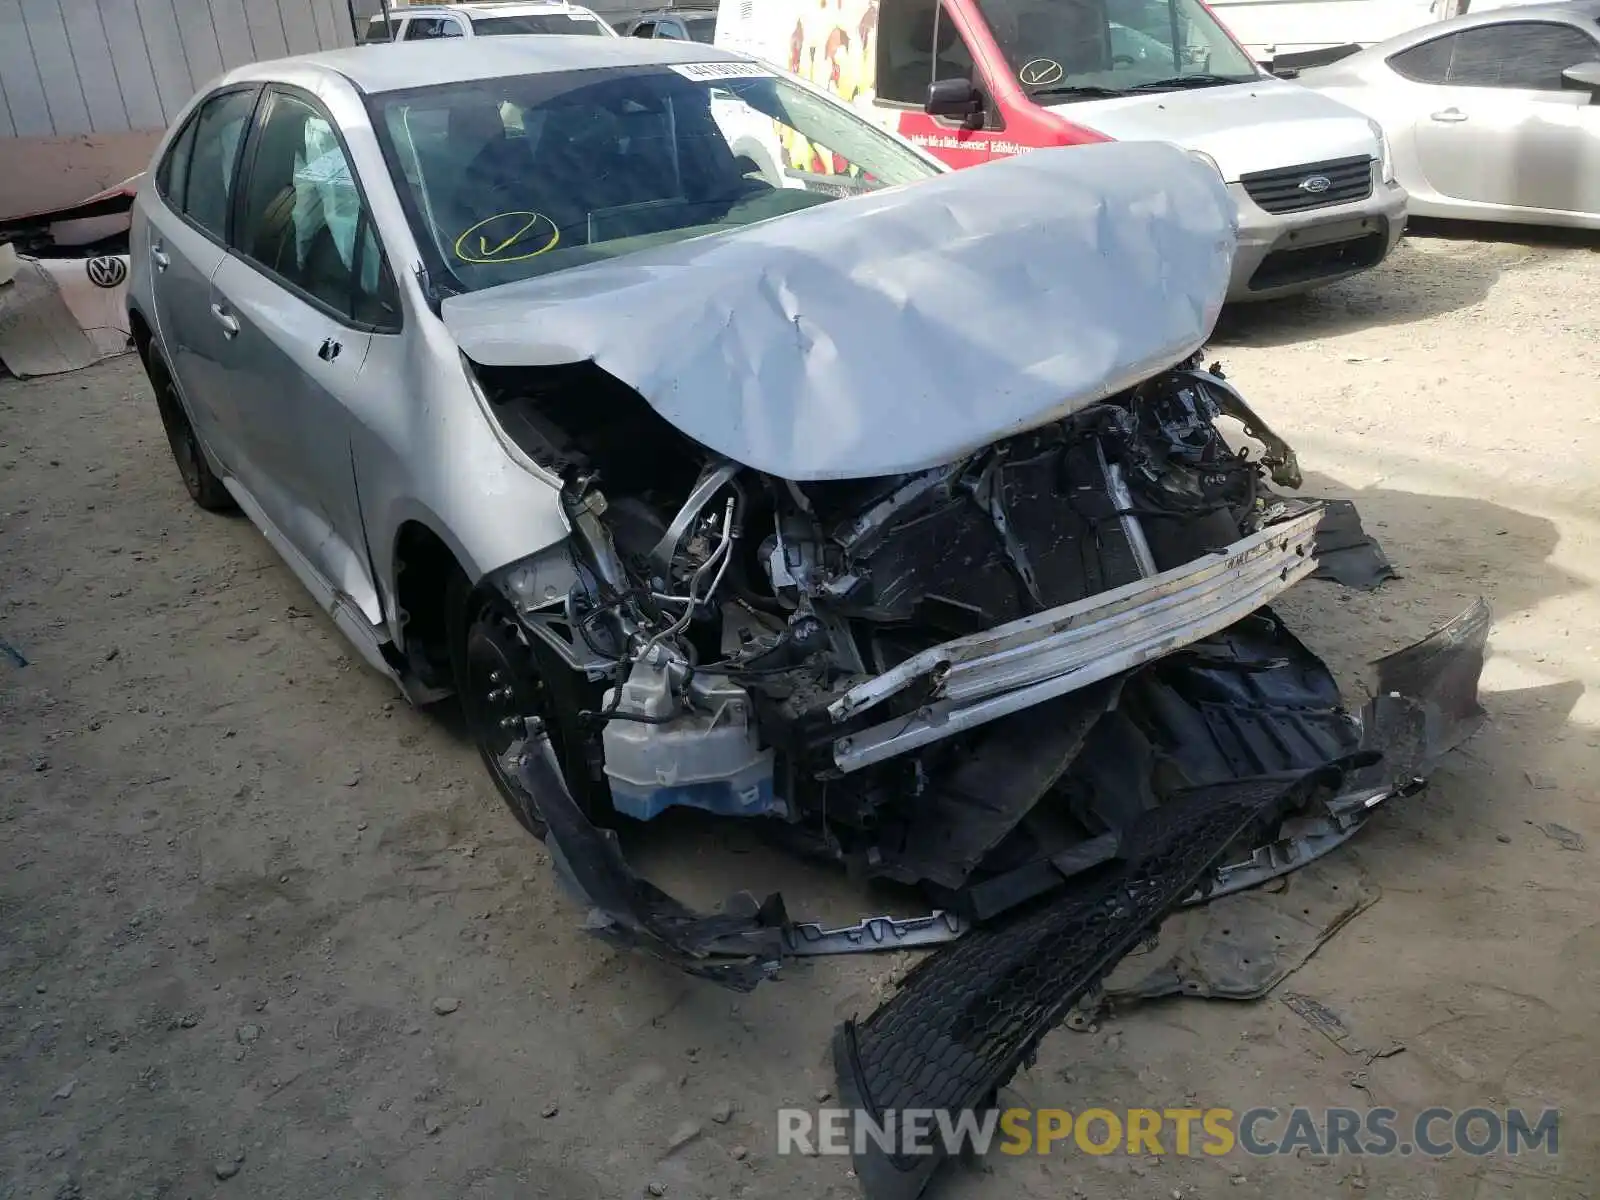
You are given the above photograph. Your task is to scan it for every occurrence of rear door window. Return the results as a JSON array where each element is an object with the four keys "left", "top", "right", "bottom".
[
  {"left": 156, "top": 88, "right": 259, "bottom": 241},
  {"left": 1390, "top": 21, "right": 1600, "bottom": 90},
  {"left": 1387, "top": 35, "right": 1452, "bottom": 83}
]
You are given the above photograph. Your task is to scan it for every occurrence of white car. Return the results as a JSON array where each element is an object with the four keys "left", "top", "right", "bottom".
[
  {"left": 362, "top": 1, "right": 617, "bottom": 42},
  {"left": 1298, "top": 0, "right": 1600, "bottom": 228}
]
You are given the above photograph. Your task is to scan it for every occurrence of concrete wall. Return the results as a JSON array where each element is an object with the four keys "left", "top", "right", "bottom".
[{"left": 0, "top": 0, "right": 357, "bottom": 217}]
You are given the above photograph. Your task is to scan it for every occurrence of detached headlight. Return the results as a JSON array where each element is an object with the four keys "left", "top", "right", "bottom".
[{"left": 1366, "top": 117, "right": 1395, "bottom": 185}]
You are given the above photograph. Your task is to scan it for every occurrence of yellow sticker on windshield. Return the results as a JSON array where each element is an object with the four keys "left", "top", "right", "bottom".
[{"left": 453, "top": 211, "right": 560, "bottom": 264}]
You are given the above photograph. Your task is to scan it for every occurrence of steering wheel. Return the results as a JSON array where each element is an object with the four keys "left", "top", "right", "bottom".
[{"left": 1112, "top": 53, "right": 1138, "bottom": 67}]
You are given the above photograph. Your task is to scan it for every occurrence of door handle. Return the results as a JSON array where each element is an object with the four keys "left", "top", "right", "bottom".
[
  {"left": 1430, "top": 108, "right": 1468, "bottom": 122},
  {"left": 151, "top": 243, "right": 170, "bottom": 271},
  {"left": 209, "top": 302, "right": 240, "bottom": 339}
]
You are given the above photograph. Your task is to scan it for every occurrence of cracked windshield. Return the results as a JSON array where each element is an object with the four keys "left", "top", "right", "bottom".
[
  {"left": 973, "top": 0, "right": 1260, "bottom": 98},
  {"left": 371, "top": 63, "right": 939, "bottom": 293}
]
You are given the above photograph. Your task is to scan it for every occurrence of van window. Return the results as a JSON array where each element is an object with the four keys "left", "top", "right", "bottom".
[
  {"left": 973, "top": 0, "right": 1259, "bottom": 98},
  {"left": 363, "top": 17, "right": 393, "bottom": 42},
  {"left": 875, "top": 0, "right": 981, "bottom": 105}
]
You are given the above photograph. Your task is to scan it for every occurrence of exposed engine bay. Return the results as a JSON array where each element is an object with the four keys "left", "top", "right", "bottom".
[
  {"left": 469, "top": 349, "right": 1485, "bottom": 969},
  {"left": 428, "top": 145, "right": 1484, "bottom": 1200},
  {"left": 467, "top": 346, "right": 1486, "bottom": 1200}
]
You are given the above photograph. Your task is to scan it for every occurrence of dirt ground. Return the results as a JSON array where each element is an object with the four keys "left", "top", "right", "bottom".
[{"left": 3, "top": 222, "right": 1598, "bottom": 1200}]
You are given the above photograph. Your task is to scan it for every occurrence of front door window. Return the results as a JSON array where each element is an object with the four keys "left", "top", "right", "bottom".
[{"left": 233, "top": 91, "right": 398, "bottom": 328}]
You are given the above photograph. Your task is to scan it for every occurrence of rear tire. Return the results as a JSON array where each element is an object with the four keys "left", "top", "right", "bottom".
[{"left": 143, "top": 351, "right": 233, "bottom": 512}]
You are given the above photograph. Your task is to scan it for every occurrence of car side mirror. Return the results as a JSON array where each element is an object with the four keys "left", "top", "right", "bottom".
[
  {"left": 1561, "top": 61, "right": 1600, "bottom": 99},
  {"left": 925, "top": 77, "right": 983, "bottom": 126}
]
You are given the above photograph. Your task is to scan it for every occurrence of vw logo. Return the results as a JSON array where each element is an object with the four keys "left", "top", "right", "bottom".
[
  {"left": 1018, "top": 58, "right": 1064, "bottom": 86},
  {"left": 1298, "top": 174, "right": 1332, "bottom": 194},
  {"left": 85, "top": 255, "right": 128, "bottom": 288}
]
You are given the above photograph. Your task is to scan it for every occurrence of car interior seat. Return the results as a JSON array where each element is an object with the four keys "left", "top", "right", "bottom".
[{"left": 450, "top": 99, "right": 538, "bottom": 224}]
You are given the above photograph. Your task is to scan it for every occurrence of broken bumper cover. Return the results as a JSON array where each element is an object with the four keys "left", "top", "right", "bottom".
[
  {"left": 1198, "top": 596, "right": 1491, "bottom": 900},
  {"left": 828, "top": 508, "right": 1322, "bottom": 771},
  {"left": 513, "top": 748, "right": 788, "bottom": 992},
  {"left": 830, "top": 599, "right": 1491, "bottom": 1200},
  {"left": 833, "top": 763, "right": 1353, "bottom": 1200}
]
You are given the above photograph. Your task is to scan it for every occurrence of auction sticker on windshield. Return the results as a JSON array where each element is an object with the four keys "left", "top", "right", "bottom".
[{"left": 668, "top": 61, "right": 774, "bottom": 80}]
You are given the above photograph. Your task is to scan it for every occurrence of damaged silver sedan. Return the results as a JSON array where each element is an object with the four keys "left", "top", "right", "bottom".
[{"left": 128, "top": 38, "right": 1486, "bottom": 1196}]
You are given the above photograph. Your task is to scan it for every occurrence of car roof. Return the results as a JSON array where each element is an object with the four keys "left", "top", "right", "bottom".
[
  {"left": 219, "top": 36, "right": 750, "bottom": 94},
  {"left": 375, "top": 1, "right": 599, "bottom": 15},
  {"left": 1367, "top": 0, "right": 1600, "bottom": 49}
]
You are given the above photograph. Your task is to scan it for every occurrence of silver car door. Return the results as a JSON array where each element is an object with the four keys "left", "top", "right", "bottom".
[
  {"left": 1405, "top": 20, "right": 1600, "bottom": 213},
  {"left": 144, "top": 86, "right": 261, "bottom": 472},
  {"left": 210, "top": 86, "right": 388, "bottom": 623}
]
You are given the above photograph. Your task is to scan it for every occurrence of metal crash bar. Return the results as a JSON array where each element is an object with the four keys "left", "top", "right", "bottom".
[{"left": 829, "top": 509, "right": 1323, "bottom": 772}]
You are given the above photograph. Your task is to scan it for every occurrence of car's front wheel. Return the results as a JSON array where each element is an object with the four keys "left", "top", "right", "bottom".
[
  {"left": 143, "top": 350, "right": 233, "bottom": 512},
  {"left": 449, "top": 581, "right": 607, "bottom": 839}
]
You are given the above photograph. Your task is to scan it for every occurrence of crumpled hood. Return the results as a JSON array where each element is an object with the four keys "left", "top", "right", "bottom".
[
  {"left": 1050, "top": 79, "right": 1378, "bottom": 182},
  {"left": 443, "top": 139, "right": 1236, "bottom": 482}
]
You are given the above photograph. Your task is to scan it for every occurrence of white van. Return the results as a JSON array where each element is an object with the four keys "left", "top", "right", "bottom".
[{"left": 714, "top": 0, "right": 1409, "bottom": 300}]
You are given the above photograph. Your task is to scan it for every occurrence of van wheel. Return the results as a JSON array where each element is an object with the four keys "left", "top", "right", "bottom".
[{"left": 145, "top": 352, "right": 233, "bottom": 512}]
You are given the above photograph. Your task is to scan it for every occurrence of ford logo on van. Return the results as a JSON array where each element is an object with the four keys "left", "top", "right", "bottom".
[{"left": 1298, "top": 174, "right": 1333, "bottom": 194}]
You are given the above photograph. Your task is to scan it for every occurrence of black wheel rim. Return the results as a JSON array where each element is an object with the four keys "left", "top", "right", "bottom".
[{"left": 461, "top": 607, "right": 561, "bottom": 823}]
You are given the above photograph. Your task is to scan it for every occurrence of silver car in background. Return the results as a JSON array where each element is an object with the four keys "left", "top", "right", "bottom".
[{"left": 1297, "top": 0, "right": 1600, "bottom": 228}]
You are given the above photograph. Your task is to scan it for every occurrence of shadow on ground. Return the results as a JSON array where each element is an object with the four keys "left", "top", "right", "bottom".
[
  {"left": 1211, "top": 224, "right": 1570, "bottom": 347},
  {"left": 1406, "top": 215, "right": 1600, "bottom": 251}
]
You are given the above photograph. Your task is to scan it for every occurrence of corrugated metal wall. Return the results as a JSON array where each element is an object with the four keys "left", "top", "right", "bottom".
[{"left": 0, "top": 0, "right": 357, "bottom": 138}]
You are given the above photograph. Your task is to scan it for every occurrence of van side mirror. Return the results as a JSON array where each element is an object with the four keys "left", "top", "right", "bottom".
[
  {"left": 1561, "top": 61, "right": 1600, "bottom": 99},
  {"left": 925, "top": 77, "right": 983, "bottom": 125}
]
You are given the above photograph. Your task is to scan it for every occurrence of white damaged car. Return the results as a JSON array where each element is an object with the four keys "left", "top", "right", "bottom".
[{"left": 128, "top": 40, "right": 1485, "bottom": 1188}]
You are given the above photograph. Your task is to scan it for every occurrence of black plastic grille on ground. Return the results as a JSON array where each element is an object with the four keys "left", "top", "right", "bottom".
[{"left": 833, "top": 766, "right": 1343, "bottom": 1200}]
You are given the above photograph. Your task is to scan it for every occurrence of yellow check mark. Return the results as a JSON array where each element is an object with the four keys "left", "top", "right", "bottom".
[{"left": 480, "top": 215, "right": 541, "bottom": 258}]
